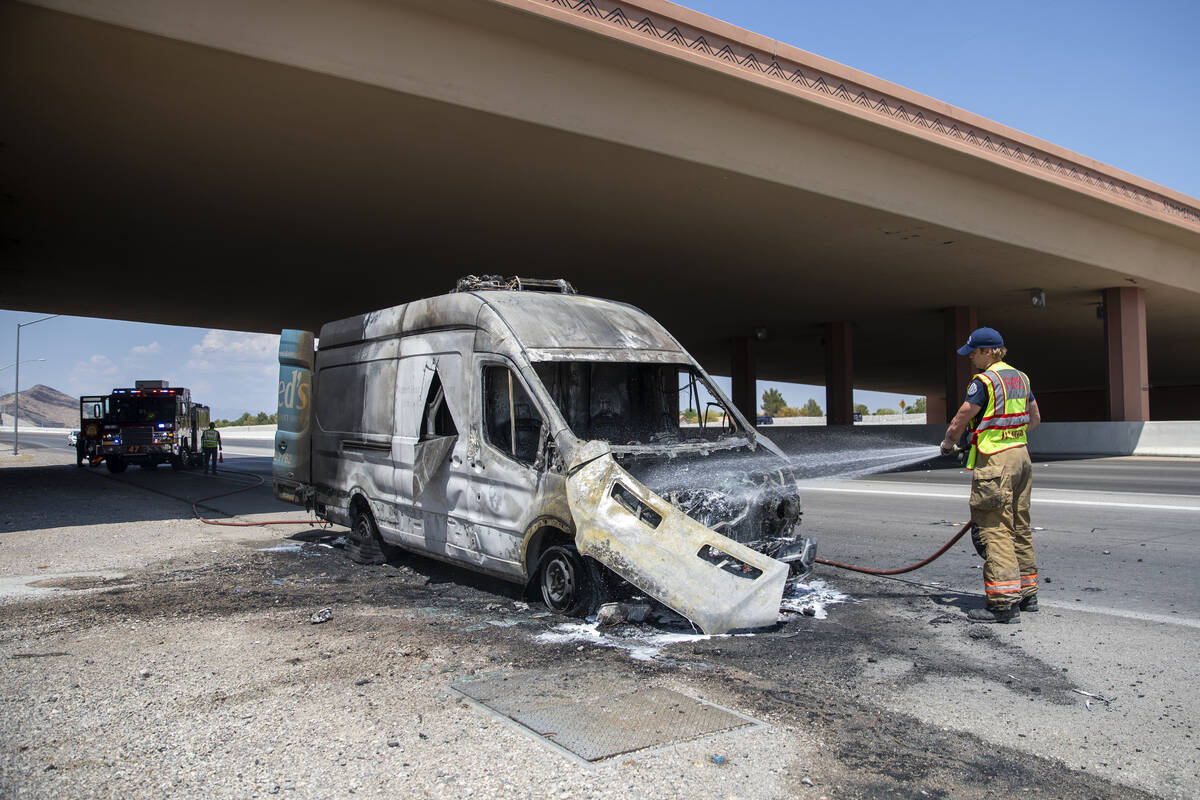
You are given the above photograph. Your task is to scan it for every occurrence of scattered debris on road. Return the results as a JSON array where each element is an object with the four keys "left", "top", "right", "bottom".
[{"left": 1072, "top": 689, "right": 1113, "bottom": 705}]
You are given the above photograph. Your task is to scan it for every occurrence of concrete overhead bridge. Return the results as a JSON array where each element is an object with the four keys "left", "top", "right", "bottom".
[{"left": 2, "top": 0, "right": 1198, "bottom": 423}]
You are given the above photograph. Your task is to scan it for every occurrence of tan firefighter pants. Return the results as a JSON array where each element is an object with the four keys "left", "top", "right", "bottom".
[{"left": 970, "top": 446, "right": 1036, "bottom": 610}]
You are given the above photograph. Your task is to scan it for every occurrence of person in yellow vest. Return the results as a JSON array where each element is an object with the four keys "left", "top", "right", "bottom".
[
  {"left": 940, "top": 327, "right": 1042, "bottom": 623},
  {"left": 201, "top": 422, "right": 223, "bottom": 475}
]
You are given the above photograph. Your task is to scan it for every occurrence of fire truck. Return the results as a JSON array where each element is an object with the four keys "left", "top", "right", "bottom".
[{"left": 90, "top": 380, "right": 210, "bottom": 473}]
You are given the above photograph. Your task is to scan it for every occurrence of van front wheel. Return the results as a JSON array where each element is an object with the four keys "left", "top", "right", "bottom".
[{"left": 538, "top": 545, "right": 604, "bottom": 618}]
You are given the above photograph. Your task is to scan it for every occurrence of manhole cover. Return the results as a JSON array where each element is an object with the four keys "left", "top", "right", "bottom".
[{"left": 453, "top": 671, "right": 757, "bottom": 762}]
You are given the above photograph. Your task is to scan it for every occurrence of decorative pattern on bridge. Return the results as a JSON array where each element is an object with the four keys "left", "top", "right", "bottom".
[{"left": 543, "top": 0, "right": 1199, "bottom": 227}]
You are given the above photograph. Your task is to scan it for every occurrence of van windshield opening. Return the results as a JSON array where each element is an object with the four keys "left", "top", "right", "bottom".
[{"left": 533, "top": 362, "right": 741, "bottom": 445}]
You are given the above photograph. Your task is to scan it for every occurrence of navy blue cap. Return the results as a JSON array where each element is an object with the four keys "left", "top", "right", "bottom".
[{"left": 956, "top": 327, "right": 1004, "bottom": 356}]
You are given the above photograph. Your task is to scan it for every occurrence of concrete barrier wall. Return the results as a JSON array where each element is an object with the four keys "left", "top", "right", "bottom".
[
  {"left": 1131, "top": 422, "right": 1200, "bottom": 457},
  {"left": 760, "top": 421, "right": 1200, "bottom": 458}
]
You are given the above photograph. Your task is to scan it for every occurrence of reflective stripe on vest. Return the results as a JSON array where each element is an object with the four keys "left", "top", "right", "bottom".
[
  {"left": 201, "top": 429, "right": 219, "bottom": 448},
  {"left": 966, "top": 362, "right": 1030, "bottom": 469}
]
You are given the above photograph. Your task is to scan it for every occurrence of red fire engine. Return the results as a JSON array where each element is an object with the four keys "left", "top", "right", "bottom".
[{"left": 89, "top": 380, "right": 210, "bottom": 472}]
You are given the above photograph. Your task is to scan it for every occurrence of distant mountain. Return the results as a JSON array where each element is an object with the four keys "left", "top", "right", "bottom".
[{"left": 0, "top": 384, "right": 79, "bottom": 428}]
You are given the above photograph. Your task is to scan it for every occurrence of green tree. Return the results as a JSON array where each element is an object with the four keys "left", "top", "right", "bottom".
[
  {"left": 912, "top": 397, "right": 927, "bottom": 414},
  {"left": 853, "top": 403, "right": 869, "bottom": 415},
  {"left": 236, "top": 412, "right": 254, "bottom": 426},
  {"left": 681, "top": 407, "right": 698, "bottom": 423},
  {"left": 800, "top": 398, "right": 823, "bottom": 417},
  {"left": 255, "top": 411, "right": 270, "bottom": 425},
  {"left": 875, "top": 407, "right": 897, "bottom": 415},
  {"left": 761, "top": 388, "right": 786, "bottom": 416}
]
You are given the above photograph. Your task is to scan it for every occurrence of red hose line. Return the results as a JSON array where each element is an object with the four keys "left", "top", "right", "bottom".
[
  {"left": 814, "top": 521, "right": 974, "bottom": 576},
  {"left": 192, "top": 468, "right": 327, "bottom": 528}
]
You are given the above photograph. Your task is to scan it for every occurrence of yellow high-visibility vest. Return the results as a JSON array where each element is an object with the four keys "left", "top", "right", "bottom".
[
  {"left": 967, "top": 361, "right": 1031, "bottom": 469},
  {"left": 201, "top": 429, "right": 220, "bottom": 449}
]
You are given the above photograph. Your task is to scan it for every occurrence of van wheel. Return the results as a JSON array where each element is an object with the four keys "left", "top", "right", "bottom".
[
  {"left": 537, "top": 545, "right": 605, "bottom": 618},
  {"left": 106, "top": 457, "right": 127, "bottom": 474},
  {"left": 346, "top": 506, "right": 391, "bottom": 565}
]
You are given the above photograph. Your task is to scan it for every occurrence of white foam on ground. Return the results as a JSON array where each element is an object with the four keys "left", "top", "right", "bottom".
[
  {"left": 535, "top": 621, "right": 711, "bottom": 661},
  {"left": 535, "top": 581, "right": 851, "bottom": 658},
  {"left": 778, "top": 579, "right": 850, "bottom": 620},
  {"left": 258, "top": 542, "right": 305, "bottom": 553}
]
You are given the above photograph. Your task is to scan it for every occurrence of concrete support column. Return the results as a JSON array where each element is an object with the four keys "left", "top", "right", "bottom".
[
  {"left": 925, "top": 396, "right": 948, "bottom": 424},
  {"left": 823, "top": 321, "right": 853, "bottom": 425},
  {"left": 730, "top": 335, "right": 757, "bottom": 425},
  {"left": 943, "top": 306, "right": 979, "bottom": 423},
  {"left": 1104, "top": 287, "right": 1150, "bottom": 421}
]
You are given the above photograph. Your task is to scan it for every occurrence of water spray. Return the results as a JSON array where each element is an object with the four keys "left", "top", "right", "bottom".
[{"left": 804, "top": 441, "right": 972, "bottom": 576}]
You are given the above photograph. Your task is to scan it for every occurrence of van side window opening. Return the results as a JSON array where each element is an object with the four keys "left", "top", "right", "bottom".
[
  {"left": 483, "top": 366, "right": 542, "bottom": 464},
  {"left": 678, "top": 367, "right": 738, "bottom": 434},
  {"left": 533, "top": 362, "right": 737, "bottom": 444},
  {"left": 421, "top": 372, "right": 457, "bottom": 441},
  {"left": 315, "top": 360, "right": 397, "bottom": 434}
]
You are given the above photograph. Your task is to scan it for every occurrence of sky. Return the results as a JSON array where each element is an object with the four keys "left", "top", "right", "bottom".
[{"left": 3, "top": 0, "right": 1196, "bottom": 419}]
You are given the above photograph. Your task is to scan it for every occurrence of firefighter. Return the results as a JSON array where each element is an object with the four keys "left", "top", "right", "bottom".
[
  {"left": 201, "top": 422, "right": 222, "bottom": 474},
  {"left": 940, "top": 327, "right": 1042, "bottom": 623}
]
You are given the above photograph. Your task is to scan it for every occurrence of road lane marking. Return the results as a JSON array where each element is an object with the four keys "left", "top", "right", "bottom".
[
  {"left": 798, "top": 485, "right": 1200, "bottom": 512},
  {"left": 1047, "top": 602, "right": 1200, "bottom": 630}
]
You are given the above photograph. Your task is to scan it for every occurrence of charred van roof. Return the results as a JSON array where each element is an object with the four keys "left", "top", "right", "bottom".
[
  {"left": 317, "top": 290, "right": 686, "bottom": 360},
  {"left": 474, "top": 292, "right": 684, "bottom": 358}
]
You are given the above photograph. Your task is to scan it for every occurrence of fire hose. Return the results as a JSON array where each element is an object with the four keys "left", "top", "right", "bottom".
[
  {"left": 814, "top": 441, "right": 977, "bottom": 575},
  {"left": 814, "top": 520, "right": 974, "bottom": 576},
  {"left": 191, "top": 468, "right": 328, "bottom": 529}
]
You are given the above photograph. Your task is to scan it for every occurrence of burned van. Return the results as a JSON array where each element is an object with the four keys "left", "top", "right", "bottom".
[{"left": 273, "top": 277, "right": 814, "bottom": 634}]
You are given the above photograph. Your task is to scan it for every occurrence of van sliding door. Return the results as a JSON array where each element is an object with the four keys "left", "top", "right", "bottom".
[{"left": 395, "top": 353, "right": 478, "bottom": 562}]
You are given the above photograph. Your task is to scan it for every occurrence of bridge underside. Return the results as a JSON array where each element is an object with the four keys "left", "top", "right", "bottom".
[{"left": 2, "top": 1, "right": 1198, "bottom": 420}]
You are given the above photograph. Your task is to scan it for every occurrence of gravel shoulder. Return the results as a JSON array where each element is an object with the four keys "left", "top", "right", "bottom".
[{"left": 1, "top": 450, "right": 1194, "bottom": 799}]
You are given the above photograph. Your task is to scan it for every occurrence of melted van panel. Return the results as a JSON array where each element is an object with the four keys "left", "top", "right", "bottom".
[{"left": 567, "top": 453, "right": 788, "bottom": 635}]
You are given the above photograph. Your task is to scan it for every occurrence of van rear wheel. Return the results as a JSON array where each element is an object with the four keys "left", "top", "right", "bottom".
[
  {"left": 346, "top": 506, "right": 391, "bottom": 565},
  {"left": 537, "top": 545, "right": 605, "bottom": 618}
]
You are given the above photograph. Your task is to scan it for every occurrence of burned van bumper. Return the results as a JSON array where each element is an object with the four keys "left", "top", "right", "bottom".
[{"left": 567, "top": 453, "right": 791, "bottom": 634}]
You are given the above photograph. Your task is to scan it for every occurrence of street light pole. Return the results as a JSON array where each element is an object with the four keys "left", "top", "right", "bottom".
[{"left": 12, "top": 315, "right": 58, "bottom": 456}]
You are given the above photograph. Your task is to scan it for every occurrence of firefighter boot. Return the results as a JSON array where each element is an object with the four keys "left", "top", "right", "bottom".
[
  {"left": 1018, "top": 596, "right": 1039, "bottom": 612},
  {"left": 966, "top": 605, "right": 1021, "bottom": 624}
]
